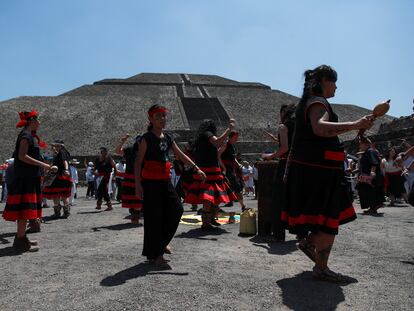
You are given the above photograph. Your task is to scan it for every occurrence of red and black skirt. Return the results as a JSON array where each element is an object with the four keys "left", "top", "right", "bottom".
[
  {"left": 42, "top": 174, "right": 73, "bottom": 199},
  {"left": 184, "top": 166, "right": 237, "bottom": 205},
  {"left": 3, "top": 176, "right": 42, "bottom": 221},
  {"left": 121, "top": 173, "right": 143, "bottom": 210},
  {"left": 281, "top": 161, "right": 356, "bottom": 235}
]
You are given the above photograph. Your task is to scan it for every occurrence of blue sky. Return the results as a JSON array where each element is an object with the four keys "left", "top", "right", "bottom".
[{"left": 0, "top": 0, "right": 412, "bottom": 117}]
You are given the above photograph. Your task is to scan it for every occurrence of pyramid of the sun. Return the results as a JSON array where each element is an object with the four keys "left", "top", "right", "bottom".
[{"left": 0, "top": 73, "right": 393, "bottom": 160}]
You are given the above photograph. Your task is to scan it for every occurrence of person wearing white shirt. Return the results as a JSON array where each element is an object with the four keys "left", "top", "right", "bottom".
[
  {"left": 69, "top": 159, "right": 79, "bottom": 206},
  {"left": 115, "top": 160, "right": 126, "bottom": 201}
]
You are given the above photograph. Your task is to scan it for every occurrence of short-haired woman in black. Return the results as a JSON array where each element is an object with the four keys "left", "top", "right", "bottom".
[
  {"left": 262, "top": 103, "right": 296, "bottom": 242},
  {"left": 282, "top": 65, "right": 374, "bottom": 283},
  {"left": 43, "top": 140, "right": 73, "bottom": 219},
  {"left": 135, "top": 105, "right": 206, "bottom": 267},
  {"left": 3, "top": 110, "right": 51, "bottom": 252}
]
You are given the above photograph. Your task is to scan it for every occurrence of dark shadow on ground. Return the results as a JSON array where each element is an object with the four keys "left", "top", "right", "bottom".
[
  {"left": 100, "top": 262, "right": 189, "bottom": 286},
  {"left": 357, "top": 212, "right": 384, "bottom": 217},
  {"left": 0, "top": 232, "right": 15, "bottom": 244},
  {"left": 77, "top": 211, "right": 103, "bottom": 215},
  {"left": 0, "top": 246, "right": 20, "bottom": 257},
  {"left": 251, "top": 239, "right": 298, "bottom": 256},
  {"left": 92, "top": 223, "right": 142, "bottom": 232},
  {"left": 277, "top": 271, "right": 356, "bottom": 311},
  {"left": 41, "top": 215, "right": 70, "bottom": 222},
  {"left": 401, "top": 260, "right": 414, "bottom": 265},
  {"left": 175, "top": 227, "right": 230, "bottom": 240}
]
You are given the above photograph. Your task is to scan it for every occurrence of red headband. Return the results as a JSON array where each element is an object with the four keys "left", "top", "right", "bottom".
[
  {"left": 16, "top": 110, "right": 39, "bottom": 128},
  {"left": 148, "top": 107, "right": 168, "bottom": 117}
]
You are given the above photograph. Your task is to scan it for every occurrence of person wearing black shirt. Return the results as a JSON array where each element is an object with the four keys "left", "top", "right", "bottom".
[
  {"left": 356, "top": 137, "right": 385, "bottom": 214},
  {"left": 281, "top": 65, "right": 374, "bottom": 283},
  {"left": 219, "top": 131, "right": 246, "bottom": 210},
  {"left": 262, "top": 104, "right": 296, "bottom": 242},
  {"left": 185, "top": 119, "right": 238, "bottom": 230},
  {"left": 115, "top": 134, "right": 143, "bottom": 224},
  {"left": 135, "top": 105, "right": 206, "bottom": 268},
  {"left": 94, "top": 147, "right": 117, "bottom": 211},
  {"left": 3, "top": 110, "right": 51, "bottom": 252},
  {"left": 43, "top": 140, "right": 73, "bottom": 219}
]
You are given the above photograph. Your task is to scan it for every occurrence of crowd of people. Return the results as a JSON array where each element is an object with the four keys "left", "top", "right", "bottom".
[{"left": 1, "top": 64, "right": 413, "bottom": 282}]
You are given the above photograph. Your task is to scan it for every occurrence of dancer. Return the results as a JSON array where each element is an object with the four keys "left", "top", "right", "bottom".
[
  {"left": 262, "top": 103, "right": 296, "bottom": 242},
  {"left": 281, "top": 65, "right": 374, "bottom": 283},
  {"left": 94, "top": 147, "right": 117, "bottom": 211},
  {"left": 357, "top": 137, "right": 385, "bottom": 214},
  {"left": 135, "top": 104, "right": 206, "bottom": 267},
  {"left": 185, "top": 119, "right": 238, "bottom": 230},
  {"left": 115, "top": 134, "right": 143, "bottom": 224},
  {"left": 219, "top": 131, "right": 246, "bottom": 210},
  {"left": 43, "top": 140, "right": 73, "bottom": 219},
  {"left": 3, "top": 110, "right": 51, "bottom": 252}
]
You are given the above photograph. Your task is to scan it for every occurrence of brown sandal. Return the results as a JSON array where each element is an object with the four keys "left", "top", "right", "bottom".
[{"left": 312, "top": 267, "right": 356, "bottom": 284}]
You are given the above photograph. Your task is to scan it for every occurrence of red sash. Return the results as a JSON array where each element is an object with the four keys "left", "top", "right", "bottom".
[{"left": 142, "top": 160, "right": 171, "bottom": 180}]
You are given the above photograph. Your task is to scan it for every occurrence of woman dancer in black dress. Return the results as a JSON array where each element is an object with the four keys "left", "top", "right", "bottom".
[
  {"left": 115, "top": 134, "right": 143, "bottom": 224},
  {"left": 219, "top": 131, "right": 246, "bottom": 211},
  {"left": 135, "top": 105, "right": 206, "bottom": 267},
  {"left": 281, "top": 65, "right": 374, "bottom": 283},
  {"left": 185, "top": 119, "right": 238, "bottom": 230},
  {"left": 43, "top": 140, "right": 73, "bottom": 219},
  {"left": 3, "top": 110, "right": 51, "bottom": 252}
]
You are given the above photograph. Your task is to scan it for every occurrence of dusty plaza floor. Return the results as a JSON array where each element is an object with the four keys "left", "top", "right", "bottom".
[{"left": 0, "top": 188, "right": 413, "bottom": 311}]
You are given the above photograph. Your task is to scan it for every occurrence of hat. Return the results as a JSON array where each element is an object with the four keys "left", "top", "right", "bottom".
[
  {"left": 70, "top": 158, "right": 80, "bottom": 165},
  {"left": 51, "top": 140, "right": 65, "bottom": 146},
  {"left": 88, "top": 162, "right": 94, "bottom": 166},
  {"left": 16, "top": 110, "right": 39, "bottom": 128}
]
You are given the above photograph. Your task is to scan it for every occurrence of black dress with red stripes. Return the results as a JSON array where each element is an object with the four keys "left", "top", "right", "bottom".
[
  {"left": 140, "top": 131, "right": 183, "bottom": 260},
  {"left": 221, "top": 142, "right": 243, "bottom": 194},
  {"left": 281, "top": 96, "right": 356, "bottom": 235},
  {"left": 185, "top": 131, "right": 237, "bottom": 205},
  {"left": 121, "top": 143, "right": 143, "bottom": 210},
  {"left": 3, "top": 130, "right": 42, "bottom": 221},
  {"left": 43, "top": 148, "right": 73, "bottom": 199}
]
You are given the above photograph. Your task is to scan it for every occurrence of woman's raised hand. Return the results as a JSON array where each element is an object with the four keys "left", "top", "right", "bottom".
[{"left": 353, "top": 115, "right": 375, "bottom": 130}]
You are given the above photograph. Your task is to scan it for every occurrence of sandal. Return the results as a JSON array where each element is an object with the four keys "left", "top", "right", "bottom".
[
  {"left": 297, "top": 238, "right": 316, "bottom": 263},
  {"left": 312, "top": 267, "right": 356, "bottom": 285},
  {"left": 154, "top": 257, "right": 171, "bottom": 269}
]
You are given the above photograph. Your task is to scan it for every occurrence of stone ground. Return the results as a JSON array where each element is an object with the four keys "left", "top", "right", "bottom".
[{"left": 0, "top": 188, "right": 413, "bottom": 311}]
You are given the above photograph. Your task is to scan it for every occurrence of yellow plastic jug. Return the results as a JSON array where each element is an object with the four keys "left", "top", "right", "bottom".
[{"left": 239, "top": 208, "right": 257, "bottom": 235}]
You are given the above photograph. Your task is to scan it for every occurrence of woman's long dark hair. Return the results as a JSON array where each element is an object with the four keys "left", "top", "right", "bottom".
[
  {"left": 193, "top": 119, "right": 217, "bottom": 150},
  {"left": 280, "top": 104, "right": 296, "bottom": 125},
  {"left": 299, "top": 65, "right": 337, "bottom": 106}
]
